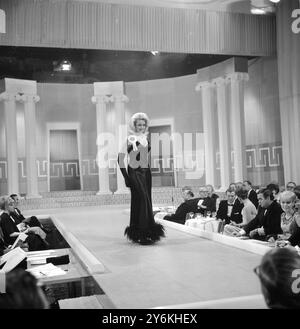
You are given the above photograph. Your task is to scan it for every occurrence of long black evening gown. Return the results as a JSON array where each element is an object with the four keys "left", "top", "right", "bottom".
[{"left": 118, "top": 137, "right": 165, "bottom": 244}]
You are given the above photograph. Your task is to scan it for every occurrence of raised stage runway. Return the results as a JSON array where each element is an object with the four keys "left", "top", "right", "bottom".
[{"left": 26, "top": 205, "right": 264, "bottom": 309}]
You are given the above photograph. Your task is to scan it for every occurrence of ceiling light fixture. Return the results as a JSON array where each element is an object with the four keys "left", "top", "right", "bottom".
[
  {"left": 61, "top": 60, "right": 72, "bottom": 71},
  {"left": 251, "top": 7, "right": 267, "bottom": 14}
]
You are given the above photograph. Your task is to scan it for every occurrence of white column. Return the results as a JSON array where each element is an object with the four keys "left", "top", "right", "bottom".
[
  {"left": 0, "top": 92, "right": 19, "bottom": 195},
  {"left": 196, "top": 81, "right": 217, "bottom": 187},
  {"left": 114, "top": 94, "right": 129, "bottom": 194},
  {"left": 92, "top": 95, "right": 111, "bottom": 195},
  {"left": 214, "top": 77, "right": 231, "bottom": 190},
  {"left": 227, "top": 72, "right": 249, "bottom": 183},
  {"left": 16, "top": 94, "right": 41, "bottom": 199}
]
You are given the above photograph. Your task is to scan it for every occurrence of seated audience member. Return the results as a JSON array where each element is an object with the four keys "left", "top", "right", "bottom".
[
  {"left": 235, "top": 182, "right": 243, "bottom": 191},
  {"left": 198, "top": 184, "right": 219, "bottom": 216},
  {"left": 0, "top": 227, "right": 11, "bottom": 256},
  {"left": 0, "top": 196, "right": 48, "bottom": 251},
  {"left": 216, "top": 188, "right": 243, "bottom": 225},
  {"left": 286, "top": 182, "right": 297, "bottom": 192},
  {"left": 274, "top": 190, "right": 300, "bottom": 248},
  {"left": 278, "top": 191, "right": 299, "bottom": 240},
  {"left": 0, "top": 269, "right": 49, "bottom": 309},
  {"left": 228, "top": 183, "right": 237, "bottom": 192},
  {"left": 224, "top": 189, "right": 257, "bottom": 236},
  {"left": 237, "top": 189, "right": 283, "bottom": 240},
  {"left": 266, "top": 183, "right": 281, "bottom": 202},
  {"left": 254, "top": 248, "right": 300, "bottom": 309},
  {"left": 163, "top": 187, "right": 199, "bottom": 225},
  {"left": 10, "top": 194, "right": 44, "bottom": 229},
  {"left": 243, "top": 180, "right": 259, "bottom": 208}
]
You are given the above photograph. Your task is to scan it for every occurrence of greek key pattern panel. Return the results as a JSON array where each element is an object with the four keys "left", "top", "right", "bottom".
[
  {"left": 0, "top": 145, "right": 283, "bottom": 181},
  {"left": 215, "top": 143, "right": 283, "bottom": 171},
  {"left": 245, "top": 144, "right": 283, "bottom": 170}
]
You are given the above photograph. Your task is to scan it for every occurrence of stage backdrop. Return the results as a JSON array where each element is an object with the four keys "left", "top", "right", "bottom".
[{"left": 0, "top": 56, "right": 283, "bottom": 194}]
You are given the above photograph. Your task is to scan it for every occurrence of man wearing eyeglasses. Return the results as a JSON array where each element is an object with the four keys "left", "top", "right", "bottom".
[{"left": 286, "top": 182, "right": 297, "bottom": 192}]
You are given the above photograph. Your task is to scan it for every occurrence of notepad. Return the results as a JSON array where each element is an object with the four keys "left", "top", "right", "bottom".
[
  {"left": 0, "top": 247, "right": 27, "bottom": 272},
  {"left": 26, "top": 263, "right": 67, "bottom": 279},
  {"left": 11, "top": 232, "right": 28, "bottom": 249}
]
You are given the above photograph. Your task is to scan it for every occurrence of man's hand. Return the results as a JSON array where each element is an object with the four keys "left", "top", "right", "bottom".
[
  {"left": 275, "top": 240, "right": 291, "bottom": 248},
  {"left": 249, "top": 229, "right": 258, "bottom": 238},
  {"left": 236, "top": 229, "right": 246, "bottom": 237}
]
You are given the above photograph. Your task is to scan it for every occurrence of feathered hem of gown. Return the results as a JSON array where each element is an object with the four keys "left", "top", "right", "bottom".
[{"left": 124, "top": 223, "right": 165, "bottom": 244}]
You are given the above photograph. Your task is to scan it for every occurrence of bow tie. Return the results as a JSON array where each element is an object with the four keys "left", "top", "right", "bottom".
[{"left": 228, "top": 203, "right": 234, "bottom": 206}]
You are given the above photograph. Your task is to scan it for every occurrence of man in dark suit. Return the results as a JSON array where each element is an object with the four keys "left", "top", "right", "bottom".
[
  {"left": 163, "top": 187, "right": 199, "bottom": 225},
  {"left": 237, "top": 188, "right": 283, "bottom": 240},
  {"left": 216, "top": 189, "right": 243, "bottom": 225},
  {"left": 243, "top": 180, "right": 258, "bottom": 208}
]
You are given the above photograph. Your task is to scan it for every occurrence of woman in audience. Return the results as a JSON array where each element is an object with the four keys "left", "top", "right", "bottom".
[
  {"left": 0, "top": 196, "right": 48, "bottom": 251},
  {"left": 223, "top": 189, "right": 257, "bottom": 236},
  {"left": 275, "top": 188, "right": 300, "bottom": 247},
  {"left": 117, "top": 112, "right": 165, "bottom": 245},
  {"left": 254, "top": 248, "right": 300, "bottom": 308},
  {"left": 0, "top": 269, "right": 49, "bottom": 309},
  {"left": 278, "top": 191, "right": 299, "bottom": 240},
  {"left": 267, "top": 183, "right": 281, "bottom": 202}
]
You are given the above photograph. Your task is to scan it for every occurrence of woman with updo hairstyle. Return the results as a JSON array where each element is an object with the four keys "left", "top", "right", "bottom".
[
  {"left": 254, "top": 248, "right": 300, "bottom": 309},
  {"left": 117, "top": 112, "right": 165, "bottom": 245}
]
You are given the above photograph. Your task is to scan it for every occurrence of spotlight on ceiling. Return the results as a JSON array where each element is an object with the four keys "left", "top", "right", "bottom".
[
  {"left": 61, "top": 60, "right": 72, "bottom": 71},
  {"left": 250, "top": 0, "right": 276, "bottom": 14},
  {"left": 251, "top": 7, "right": 267, "bottom": 14},
  {"left": 269, "top": 0, "right": 280, "bottom": 3},
  {"left": 54, "top": 60, "right": 72, "bottom": 72},
  {"left": 151, "top": 51, "right": 159, "bottom": 56}
]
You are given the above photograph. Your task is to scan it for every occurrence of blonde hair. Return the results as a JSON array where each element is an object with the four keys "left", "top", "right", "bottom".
[
  {"left": 280, "top": 191, "right": 296, "bottom": 203},
  {"left": 129, "top": 112, "right": 149, "bottom": 135}
]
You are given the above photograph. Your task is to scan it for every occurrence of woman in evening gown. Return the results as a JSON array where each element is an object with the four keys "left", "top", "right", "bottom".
[{"left": 117, "top": 112, "right": 165, "bottom": 245}]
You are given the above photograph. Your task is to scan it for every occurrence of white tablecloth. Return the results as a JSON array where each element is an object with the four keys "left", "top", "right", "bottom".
[{"left": 185, "top": 217, "right": 221, "bottom": 233}]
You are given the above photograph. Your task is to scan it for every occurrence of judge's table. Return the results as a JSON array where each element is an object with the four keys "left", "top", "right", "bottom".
[{"left": 26, "top": 248, "right": 91, "bottom": 298}]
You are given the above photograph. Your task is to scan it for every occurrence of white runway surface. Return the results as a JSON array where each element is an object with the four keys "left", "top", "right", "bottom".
[{"left": 26, "top": 205, "right": 264, "bottom": 309}]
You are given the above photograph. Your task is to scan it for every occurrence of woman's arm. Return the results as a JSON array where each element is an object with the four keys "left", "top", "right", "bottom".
[{"left": 117, "top": 143, "right": 131, "bottom": 187}]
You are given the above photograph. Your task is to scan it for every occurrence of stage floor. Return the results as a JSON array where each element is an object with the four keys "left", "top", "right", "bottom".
[{"left": 26, "top": 205, "right": 263, "bottom": 309}]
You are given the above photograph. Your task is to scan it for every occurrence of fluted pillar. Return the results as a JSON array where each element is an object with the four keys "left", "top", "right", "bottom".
[
  {"left": 277, "top": 0, "right": 300, "bottom": 183},
  {"left": 214, "top": 77, "right": 231, "bottom": 190},
  {"left": 92, "top": 95, "right": 111, "bottom": 195},
  {"left": 16, "top": 94, "right": 41, "bottom": 198},
  {"left": 114, "top": 94, "right": 129, "bottom": 194},
  {"left": 196, "top": 81, "right": 217, "bottom": 187},
  {"left": 0, "top": 92, "right": 19, "bottom": 195},
  {"left": 227, "top": 72, "right": 249, "bottom": 183}
]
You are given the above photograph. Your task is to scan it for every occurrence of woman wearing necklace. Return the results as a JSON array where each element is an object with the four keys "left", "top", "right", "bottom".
[
  {"left": 278, "top": 191, "right": 299, "bottom": 240},
  {"left": 275, "top": 190, "right": 300, "bottom": 247},
  {"left": 117, "top": 112, "right": 165, "bottom": 245}
]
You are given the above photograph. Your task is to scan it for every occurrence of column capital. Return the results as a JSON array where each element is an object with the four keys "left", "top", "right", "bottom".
[
  {"left": 0, "top": 92, "right": 15, "bottom": 102},
  {"left": 113, "top": 94, "right": 129, "bottom": 103},
  {"left": 226, "top": 72, "right": 249, "bottom": 83},
  {"left": 15, "top": 94, "right": 40, "bottom": 103},
  {"left": 195, "top": 81, "right": 213, "bottom": 92},
  {"left": 212, "top": 77, "right": 228, "bottom": 87},
  {"left": 91, "top": 95, "right": 113, "bottom": 104}
]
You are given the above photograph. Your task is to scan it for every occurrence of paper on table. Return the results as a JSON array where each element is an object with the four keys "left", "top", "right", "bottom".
[
  {"left": 26, "top": 263, "right": 67, "bottom": 279},
  {"left": 11, "top": 232, "right": 28, "bottom": 249},
  {"left": 0, "top": 247, "right": 27, "bottom": 272},
  {"left": 28, "top": 257, "right": 47, "bottom": 265}
]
